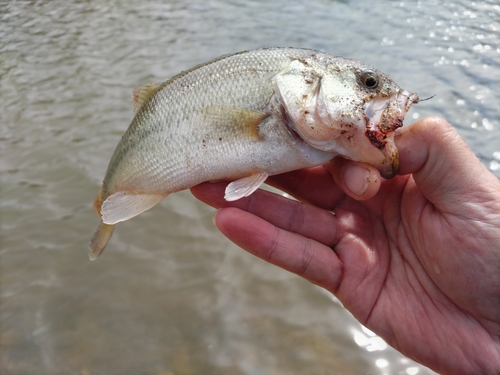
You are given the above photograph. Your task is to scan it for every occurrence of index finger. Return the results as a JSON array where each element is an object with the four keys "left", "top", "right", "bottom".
[
  {"left": 213, "top": 206, "right": 343, "bottom": 292},
  {"left": 266, "top": 165, "right": 345, "bottom": 210},
  {"left": 267, "top": 158, "right": 382, "bottom": 210},
  {"left": 191, "top": 181, "right": 341, "bottom": 247}
]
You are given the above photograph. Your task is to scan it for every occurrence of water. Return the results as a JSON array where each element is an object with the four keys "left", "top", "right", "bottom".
[{"left": 1, "top": 1, "right": 498, "bottom": 374}]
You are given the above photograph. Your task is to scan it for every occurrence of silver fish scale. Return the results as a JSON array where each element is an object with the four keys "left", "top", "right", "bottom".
[
  {"left": 91, "top": 47, "right": 417, "bottom": 258},
  {"left": 104, "top": 48, "right": 327, "bottom": 195}
]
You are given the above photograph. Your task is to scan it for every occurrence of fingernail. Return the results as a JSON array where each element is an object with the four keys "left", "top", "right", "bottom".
[
  {"left": 344, "top": 165, "right": 369, "bottom": 196},
  {"left": 212, "top": 208, "right": 222, "bottom": 226}
]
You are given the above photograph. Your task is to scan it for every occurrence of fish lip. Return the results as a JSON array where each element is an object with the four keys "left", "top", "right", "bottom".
[{"left": 364, "top": 90, "right": 418, "bottom": 178}]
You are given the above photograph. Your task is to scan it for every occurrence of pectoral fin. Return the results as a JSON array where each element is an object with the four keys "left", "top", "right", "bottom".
[
  {"left": 224, "top": 172, "right": 269, "bottom": 201},
  {"left": 204, "top": 106, "right": 269, "bottom": 140},
  {"left": 101, "top": 191, "right": 167, "bottom": 225}
]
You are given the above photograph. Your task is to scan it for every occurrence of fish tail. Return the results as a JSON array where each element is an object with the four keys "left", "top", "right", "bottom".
[{"left": 89, "top": 222, "right": 115, "bottom": 261}]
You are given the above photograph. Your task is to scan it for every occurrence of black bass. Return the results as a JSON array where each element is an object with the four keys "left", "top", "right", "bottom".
[{"left": 89, "top": 48, "right": 418, "bottom": 260}]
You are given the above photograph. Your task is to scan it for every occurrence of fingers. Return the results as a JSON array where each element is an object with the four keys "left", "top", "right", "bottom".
[
  {"left": 213, "top": 206, "right": 343, "bottom": 290},
  {"left": 325, "top": 158, "right": 382, "bottom": 201},
  {"left": 190, "top": 181, "right": 235, "bottom": 208},
  {"left": 191, "top": 182, "right": 341, "bottom": 246},
  {"left": 191, "top": 182, "right": 345, "bottom": 289}
]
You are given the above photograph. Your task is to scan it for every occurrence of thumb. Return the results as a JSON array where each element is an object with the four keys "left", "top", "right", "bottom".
[
  {"left": 395, "top": 116, "right": 500, "bottom": 212},
  {"left": 325, "top": 158, "right": 382, "bottom": 201}
]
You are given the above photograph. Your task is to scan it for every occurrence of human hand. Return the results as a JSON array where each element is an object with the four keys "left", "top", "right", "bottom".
[{"left": 190, "top": 117, "right": 500, "bottom": 375}]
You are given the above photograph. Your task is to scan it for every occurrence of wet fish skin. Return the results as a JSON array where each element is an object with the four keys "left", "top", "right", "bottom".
[{"left": 89, "top": 47, "right": 418, "bottom": 259}]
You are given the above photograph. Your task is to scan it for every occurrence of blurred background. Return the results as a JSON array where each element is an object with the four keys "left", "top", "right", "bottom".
[{"left": 1, "top": 1, "right": 498, "bottom": 374}]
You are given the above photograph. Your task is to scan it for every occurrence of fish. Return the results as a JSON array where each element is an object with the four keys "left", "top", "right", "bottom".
[{"left": 89, "top": 47, "right": 419, "bottom": 260}]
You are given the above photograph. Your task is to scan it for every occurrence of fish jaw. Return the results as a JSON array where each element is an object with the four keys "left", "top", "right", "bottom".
[
  {"left": 319, "top": 90, "right": 418, "bottom": 179},
  {"left": 363, "top": 90, "right": 419, "bottom": 178}
]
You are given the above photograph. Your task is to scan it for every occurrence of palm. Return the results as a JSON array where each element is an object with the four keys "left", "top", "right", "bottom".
[{"left": 328, "top": 174, "right": 497, "bottom": 366}]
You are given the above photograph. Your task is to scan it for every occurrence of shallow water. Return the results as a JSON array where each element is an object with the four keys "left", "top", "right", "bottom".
[{"left": 1, "top": 1, "right": 498, "bottom": 374}]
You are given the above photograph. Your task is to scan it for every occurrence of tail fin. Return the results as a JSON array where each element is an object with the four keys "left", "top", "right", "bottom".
[
  {"left": 88, "top": 185, "right": 166, "bottom": 259},
  {"left": 89, "top": 222, "right": 115, "bottom": 261}
]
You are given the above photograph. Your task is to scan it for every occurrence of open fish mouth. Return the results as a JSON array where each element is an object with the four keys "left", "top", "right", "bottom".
[{"left": 364, "top": 90, "right": 419, "bottom": 178}]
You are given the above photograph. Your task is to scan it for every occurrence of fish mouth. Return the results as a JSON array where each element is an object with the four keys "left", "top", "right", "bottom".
[{"left": 364, "top": 90, "right": 419, "bottom": 178}]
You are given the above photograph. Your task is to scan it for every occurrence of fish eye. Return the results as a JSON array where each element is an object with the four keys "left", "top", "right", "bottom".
[{"left": 361, "top": 71, "right": 379, "bottom": 89}]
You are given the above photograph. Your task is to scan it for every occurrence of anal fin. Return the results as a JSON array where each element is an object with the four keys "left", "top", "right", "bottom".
[
  {"left": 101, "top": 191, "right": 167, "bottom": 225},
  {"left": 224, "top": 172, "right": 269, "bottom": 201}
]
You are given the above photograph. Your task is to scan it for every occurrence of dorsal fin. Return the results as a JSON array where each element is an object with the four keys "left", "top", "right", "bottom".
[{"left": 132, "top": 83, "right": 161, "bottom": 113}]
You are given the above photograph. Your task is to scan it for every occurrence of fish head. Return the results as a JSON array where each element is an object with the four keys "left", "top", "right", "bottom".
[{"left": 276, "top": 57, "right": 419, "bottom": 178}]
